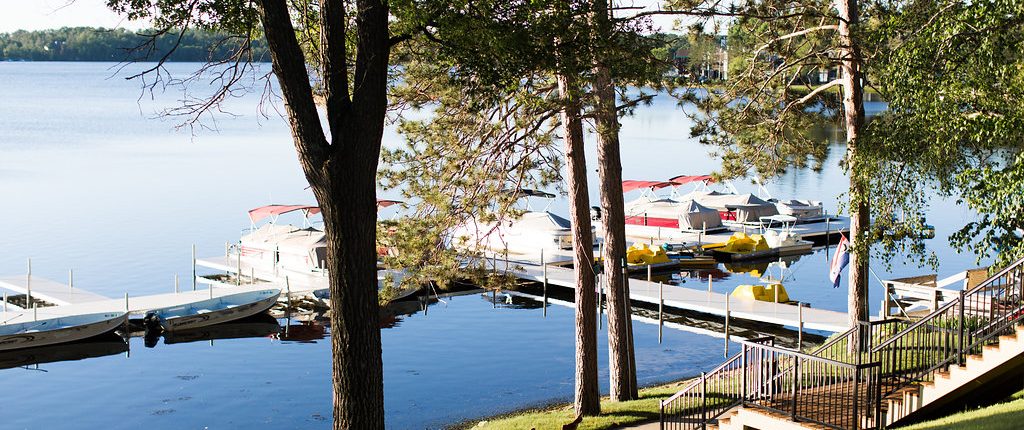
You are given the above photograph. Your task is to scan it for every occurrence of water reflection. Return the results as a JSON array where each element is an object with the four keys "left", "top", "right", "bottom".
[{"left": 0, "top": 334, "right": 128, "bottom": 371}]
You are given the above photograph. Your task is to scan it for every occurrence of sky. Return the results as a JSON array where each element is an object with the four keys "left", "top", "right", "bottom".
[{"left": 0, "top": 0, "right": 684, "bottom": 34}]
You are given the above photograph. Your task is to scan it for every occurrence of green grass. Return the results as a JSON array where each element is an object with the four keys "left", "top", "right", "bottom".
[
  {"left": 898, "top": 390, "right": 1024, "bottom": 430},
  {"left": 453, "top": 380, "right": 691, "bottom": 430}
]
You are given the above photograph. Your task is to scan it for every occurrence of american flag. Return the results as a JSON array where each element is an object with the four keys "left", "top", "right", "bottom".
[{"left": 829, "top": 235, "right": 850, "bottom": 288}]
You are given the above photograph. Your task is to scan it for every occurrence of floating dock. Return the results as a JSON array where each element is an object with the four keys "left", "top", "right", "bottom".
[{"left": 502, "top": 256, "right": 853, "bottom": 333}]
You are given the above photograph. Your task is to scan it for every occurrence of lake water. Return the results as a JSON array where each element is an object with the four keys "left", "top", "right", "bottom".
[{"left": 0, "top": 62, "right": 983, "bottom": 429}]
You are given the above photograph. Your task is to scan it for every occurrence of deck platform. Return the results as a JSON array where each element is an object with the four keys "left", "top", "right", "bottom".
[
  {"left": 0, "top": 276, "right": 110, "bottom": 305},
  {"left": 505, "top": 258, "right": 853, "bottom": 333}
]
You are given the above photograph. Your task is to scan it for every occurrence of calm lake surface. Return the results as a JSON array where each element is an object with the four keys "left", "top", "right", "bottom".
[{"left": 0, "top": 62, "right": 983, "bottom": 429}]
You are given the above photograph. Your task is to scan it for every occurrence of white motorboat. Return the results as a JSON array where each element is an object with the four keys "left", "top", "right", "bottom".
[
  {"left": 449, "top": 189, "right": 597, "bottom": 254},
  {"left": 216, "top": 203, "right": 418, "bottom": 301},
  {"left": 0, "top": 309, "right": 127, "bottom": 351},
  {"left": 142, "top": 288, "right": 280, "bottom": 333}
]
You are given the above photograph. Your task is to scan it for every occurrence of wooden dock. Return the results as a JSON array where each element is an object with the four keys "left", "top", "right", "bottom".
[{"left": 504, "top": 257, "right": 853, "bottom": 333}]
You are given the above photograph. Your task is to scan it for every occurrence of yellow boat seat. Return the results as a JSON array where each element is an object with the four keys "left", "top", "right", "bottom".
[{"left": 730, "top": 283, "right": 790, "bottom": 303}]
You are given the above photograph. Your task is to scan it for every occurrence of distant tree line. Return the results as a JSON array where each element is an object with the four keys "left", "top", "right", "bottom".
[{"left": 0, "top": 27, "right": 268, "bottom": 62}]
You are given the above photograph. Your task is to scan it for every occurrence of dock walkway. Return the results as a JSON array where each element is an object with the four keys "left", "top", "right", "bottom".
[
  {"left": 508, "top": 258, "right": 852, "bottom": 333},
  {"left": 0, "top": 276, "right": 110, "bottom": 305}
]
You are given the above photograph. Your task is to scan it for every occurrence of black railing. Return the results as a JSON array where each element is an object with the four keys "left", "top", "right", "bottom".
[
  {"left": 661, "top": 337, "right": 881, "bottom": 430},
  {"left": 662, "top": 256, "right": 1024, "bottom": 430}
]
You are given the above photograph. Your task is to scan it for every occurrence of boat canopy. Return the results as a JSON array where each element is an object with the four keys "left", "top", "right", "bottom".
[
  {"left": 376, "top": 199, "right": 404, "bottom": 209},
  {"left": 248, "top": 205, "right": 321, "bottom": 224},
  {"left": 622, "top": 180, "right": 679, "bottom": 193},
  {"left": 250, "top": 200, "right": 404, "bottom": 224},
  {"left": 667, "top": 175, "right": 715, "bottom": 185},
  {"left": 504, "top": 188, "right": 556, "bottom": 199}
]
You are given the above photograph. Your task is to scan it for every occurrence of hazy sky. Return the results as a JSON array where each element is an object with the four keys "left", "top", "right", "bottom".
[{"left": 0, "top": 0, "right": 683, "bottom": 33}]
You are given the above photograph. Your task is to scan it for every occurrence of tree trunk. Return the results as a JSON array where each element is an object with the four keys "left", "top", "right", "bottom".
[
  {"left": 558, "top": 72, "right": 601, "bottom": 417},
  {"left": 258, "top": 0, "right": 389, "bottom": 428},
  {"left": 592, "top": 47, "right": 638, "bottom": 402},
  {"left": 838, "top": 0, "right": 870, "bottom": 329}
]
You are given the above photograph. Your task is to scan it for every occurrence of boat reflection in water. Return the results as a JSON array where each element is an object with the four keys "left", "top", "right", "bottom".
[
  {"left": 150, "top": 313, "right": 282, "bottom": 347},
  {"left": 0, "top": 333, "right": 128, "bottom": 371}
]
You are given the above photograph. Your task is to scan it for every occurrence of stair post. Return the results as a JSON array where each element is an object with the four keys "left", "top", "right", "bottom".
[
  {"left": 741, "top": 343, "right": 747, "bottom": 405},
  {"left": 791, "top": 358, "right": 799, "bottom": 420},
  {"left": 701, "top": 372, "right": 707, "bottom": 428},
  {"left": 958, "top": 289, "right": 966, "bottom": 366}
]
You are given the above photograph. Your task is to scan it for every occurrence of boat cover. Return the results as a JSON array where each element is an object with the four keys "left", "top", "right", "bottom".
[
  {"left": 514, "top": 211, "right": 571, "bottom": 231},
  {"left": 624, "top": 198, "right": 722, "bottom": 231},
  {"left": 685, "top": 191, "right": 779, "bottom": 222}
]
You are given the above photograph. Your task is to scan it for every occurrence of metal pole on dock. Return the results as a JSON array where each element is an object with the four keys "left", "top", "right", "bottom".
[
  {"left": 2, "top": 292, "right": 6, "bottom": 316},
  {"left": 598, "top": 274, "right": 603, "bottom": 329},
  {"left": 708, "top": 274, "right": 712, "bottom": 293},
  {"left": 647, "top": 264, "right": 652, "bottom": 282},
  {"left": 825, "top": 218, "right": 831, "bottom": 258},
  {"left": 236, "top": 244, "right": 241, "bottom": 286},
  {"left": 797, "top": 303, "right": 804, "bottom": 350},
  {"left": 33, "top": 303, "right": 37, "bottom": 321},
  {"left": 26, "top": 258, "right": 32, "bottom": 309},
  {"left": 124, "top": 292, "right": 129, "bottom": 312},
  {"left": 191, "top": 244, "right": 197, "bottom": 291},
  {"left": 724, "top": 293, "right": 730, "bottom": 357},
  {"left": 492, "top": 288, "right": 496, "bottom": 309},
  {"left": 658, "top": 282, "right": 664, "bottom": 344},
  {"left": 68, "top": 269, "right": 73, "bottom": 289},
  {"left": 175, "top": 274, "right": 179, "bottom": 294},
  {"left": 285, "top": 276, "right": 291, "bottom": 313},
  {"left": 251, "top": 267, "right": 255, "bottom": 285},
  {"left": 542, "top": 251, "right": 548, "bottom": 318}
]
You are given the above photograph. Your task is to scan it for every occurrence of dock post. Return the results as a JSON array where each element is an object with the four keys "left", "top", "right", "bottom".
[
  {"left": 825, "top": 218, "right": 831, "bottom": 257},
  {"left": 33, "top": 303, "right": 37, "bottom": 321},
  {"left": 2, "top": 292, "right": 6, "bottom": 316},
  {"left": 492, "top": 288, "right": 496, "bottom": 309},
  {"left": 285, "top": 276, "right": 291, "bottom": 313},
  {"left": 210, "top": 281, "right": 214, "bottom": 299},
  {"left": 658, "top": 282, "right": 664, "bottom": 344},
  {"left": 124, "top": 292, "right": 129, "bottom": 312},
  {"left": 708, "top": 274, "right": 712, "bottom": 293},
  {"left": 542, "top": 254, "right": 548, "bottom": 318},
  {"left": 191, "top": 244, "right": 197, "bottom": 291},
  {"left": 774, "top": 285, "right": 779, "bottom": 304},
  {"left": 251, "top": 267, "right": 255, "bottom": 285},
  {"left": 724, "top": 293, "right": 730, "bottom": 357},
  {"left": 175, "top": 274, "right": 179, "bottom": 294},
  {"left": 236, "top": 245, "right": 241, "bottom": 286},
  {"left": 69, "top": 269, "right": 73, "bottom": 289},
  {"left": 647, "top": 264, "right": 652, "bottom": 282},
  {"left": 26, "top": 258, "right": 32, "bottom": 309},
  {"left": 798, "top": 303, "right": 804, "bottom": 350}
]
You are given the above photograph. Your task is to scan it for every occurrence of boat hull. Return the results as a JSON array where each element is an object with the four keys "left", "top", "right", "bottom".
[
  {"left": 0, "top": 312, "right": 128, "bottom": 352},
  {"left": 153, "top": 291, "right": 281, "bottom": 332}
]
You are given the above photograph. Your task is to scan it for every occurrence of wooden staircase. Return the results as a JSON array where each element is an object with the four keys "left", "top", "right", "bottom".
[{"left": 880, "top": 324, "right": 1024, "bottom": 427}]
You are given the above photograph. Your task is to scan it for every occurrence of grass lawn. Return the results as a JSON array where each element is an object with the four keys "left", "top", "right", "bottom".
[
  {"left": 454, "top": 379, "right": 692, "bottom": 430},
  {"left": 899, "top": 390, "right": 1024, "bottom": 430}
]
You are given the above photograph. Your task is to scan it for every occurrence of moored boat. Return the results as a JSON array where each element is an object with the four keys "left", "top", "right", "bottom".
[{"left": 0, "top": 309, "right": 128, "bottom": 351}]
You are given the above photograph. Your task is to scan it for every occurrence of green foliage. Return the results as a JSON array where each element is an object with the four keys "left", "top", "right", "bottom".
[
  {"left": 863, "top": 0, "right": 1024, "bottom": 267},
  {"left": 672, "top": 1, "right": 837, "bottom": 181},
  {"left": 0, "top": 27, "right": 268, "bottom": 62}
]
